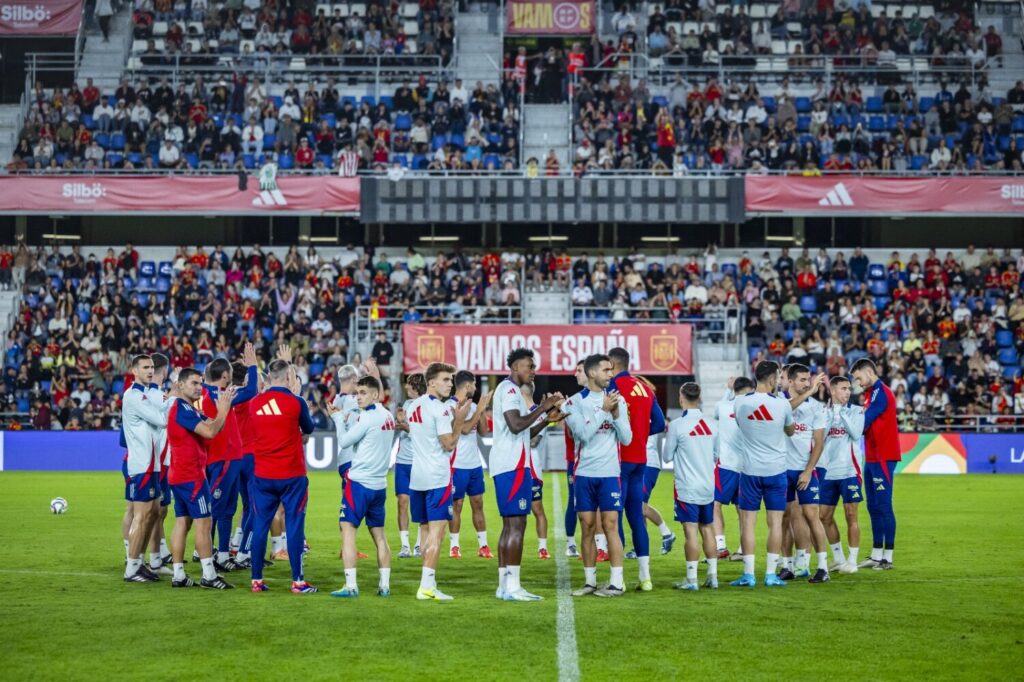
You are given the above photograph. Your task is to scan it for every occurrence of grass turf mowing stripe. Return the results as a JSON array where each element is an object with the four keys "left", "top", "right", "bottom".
[{"left": 550, "top": 473, "right": 580, "bottom": 682}]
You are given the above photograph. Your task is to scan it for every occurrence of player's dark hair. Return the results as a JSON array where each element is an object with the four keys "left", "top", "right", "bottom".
[
  {"left": 583, "top": 353, "right": 610, "bottom": 376},
  {"left": 608, "top": 347, "right": 630, "bottom": 368},
  {"left": 357, "top": 375, "right": 382, "bottom": 393},
  {"left": 266, "top": 359, "right": 291, "bottom": 381},
  {"left": 506, "top": 347, "right": 534, "bottom": 369},
  {"left": 230, "top": 361, "right": 248, "bottom": 386},
  {"left": 732, "top": 377, "right": 754, "bottom": 393},
  {"left": 405, "top": 373, "right": 426, "bottom": 396},
  {"left": 754, "top": 361, "right": 780, "bottom": 384},
  {"left": 205, "top": 358, "right": 231, "bottom": 382},
  {"left": 851, "top": 358, "right": 878, "bottom": 375},
  {"left": 130, "top": 353, "right": 151, "bottom": 368},
  {"left": 831, "top": 376, "right": 851, "bottom": 387},
  {"left": 575, "top": 360, "right": 584, "bottom": 368},
  {"left": 786, "top": 363, "right": 810, "bottom": 380},
  {"left": 680, "top": 382, "right": 701, "bottom": 402},
  {"left": 177, "top": 368, "right": 201, "bottom": 384},
  {"left": 454, "top": 370, "right": 476, "bottom": 391},
  {"left": 150, "top": 353, "right": 169, "bottom": 372},
  {"left": 425, "top": 362, "right": 455, "bottom": 385}
]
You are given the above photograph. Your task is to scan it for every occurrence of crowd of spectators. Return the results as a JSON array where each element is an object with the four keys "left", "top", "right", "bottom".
[
  {"left": 8, "top": 74, "right": 521, "bottom": 173},
  {"left": 1, "top": 241, "right": 528, "bottom": 430}
]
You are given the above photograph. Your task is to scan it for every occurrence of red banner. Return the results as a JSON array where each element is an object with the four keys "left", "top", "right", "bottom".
[
  {"left": 0, "top": 0, "right": 83, "bottom": 34},
  {"left": 0, "top": 175, "right": 360, "bottom": 214},
  {"left": 745, "top": 175, "right": 1024, "bottom": 216},
  {"left": 506, "top": 0, "right": 594, "bottom": 34},
  {"left": 402, "top": 324, "right": 692, "bottom": 376}
]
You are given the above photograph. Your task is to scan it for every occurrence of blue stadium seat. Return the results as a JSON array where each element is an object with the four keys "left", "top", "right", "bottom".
[
  {"left": 1013, "top": 116, "right": 1024, "bottom": 133},
  {"left": 379, "top": 96, "right": 393, "bottom": 110},
  {"left": 139, "top": 261, "right": 156, "bottom": 277},
  {"left": 794, "top": 97, "right": 811, "bottom": 113},
  {"left": 309, "top": 362, "right": 325, "bottom": 378},
  {"left": 996, "top": 330, "right": 1014, "bottom": 347},
  {"left": 94, "top": 132, "right": 110, "bottom": 148},
  {"left": 868, "top": 264, "right": 886, "bottom": 280},
  {"left": 394, "top": 114, "right": 412, "bottom": 130},
  {"left": 1003, "top": 366, "right": 1020, "bottom": 380},
  {"left": 910, "top": 155, "right": 927, "bottom": 170},
  {"left": 137, "top": 293, "right": 149, "bottom": 307},
  {"left": 278, "top": 154, "right": 294, "bottom": 170},
  {"left": 82, "top": 114, "right": 95, "bottom": 130},
  {"left": 158, "top": 261, "right": 173, "bottom": 277},
  {"left": 412, "top": 154, "right": 428, "bottom": 169},
  {"left": 483, "top": 154, "right": 502, "bottom": 168},
  {"left": 762, "top": 96, "right": 776, "bottom": 113},
  {"left": 873, "top": 296, "right": 891, "bottom": 309},
  {"left": 243, "top": 153, "right": 256, "bottom": 169},
  {"left": 110, "top": 133, "right": 126, "bottom": 150},
  {"left": 918, "top": 97, "right": 933, "bottom": 113},
  {"left": 262, "top": 133, "right": 275, "bottom": 151},
  {"left": 317, "top": 154, "right": 333, "bottom": 169},
  {"left": 799, "top": 295, "right": 817, "bottom": 313},
  {"left": 155, "top": 277, "right": 171, "bottom": 293},
  {"left": 797, "top": 115, "right": 810, "bottom": 132},
  {"left": 111, "top": 379, "right": 125, "bottom": 394},
  {"left": 866, "top": 96, "right": 883, "bottom": 113},
  {"left": 321, "top": 113, "right": 336, "bottom": 128},
  {"left": 431, "top": 134, "right": 447, "bottom": 151},
  {"left": 998, "top": 348, "right": 1018, "bottom": 366},
  {"left": 16, "top": 398, "right": 29, "bottom": 413},
  {"left": 122, "top": 276, "right": 134, "bottom": 289},
  {"left": 136, "top": 277, "right": 154, "bottom": 291},
  {"left": 868, "top": 115, "right": 885, "bottom": 132},
  {"left": 720, "top": 263, "right": 737, "bottom": 277}
]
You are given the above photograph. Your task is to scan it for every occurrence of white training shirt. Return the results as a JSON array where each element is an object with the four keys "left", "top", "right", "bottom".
[
  {"left": 395, "top": 399, "right": 415, "bottom": 465},
  {"left": 122, "top": 383, "right": 172, "bottom": 475},
  {"left": 785, "top": 398, "right": 829, "bottom": 471},
  {"left": 448, "top": 398, "right": 483, "bottom": 469},
  {"left": 490, "top": 378, "right": 533, "bottom": 477},
  {"left": 713, "top": 395, "right": 743, "bottom": 473},
  {"left": 645, "top": 435, "right": 662, "bottom": 469},
  {"left": 408, "top": 394, "right": 454, "bottom": 491},
  {"left": 663, "top": 409, "right": 717, "bottom": 505},
  {"left": 822, "top": 404, "right": 865, "bottom": 481},
  {"left": 330, "top": 393, "right": 360, "bottom": 466},
  {"left": 734, "top": 392, "right": 794, "bottom": 477},
  {"left": 567, "top": 390, "right": 632, "bottom": 478},
  {"left": 338, "top": 404, "right": 395, "bottom": 490}
]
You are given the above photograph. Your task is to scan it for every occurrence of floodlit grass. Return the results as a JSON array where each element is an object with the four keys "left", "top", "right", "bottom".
[{"left": 1, "top": 472, "right": 1021, "bottom": 680}]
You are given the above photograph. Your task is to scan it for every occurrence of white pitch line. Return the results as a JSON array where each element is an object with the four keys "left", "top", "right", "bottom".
[{"left": 550, "top": 473, "right": 580, "bottom": 682}]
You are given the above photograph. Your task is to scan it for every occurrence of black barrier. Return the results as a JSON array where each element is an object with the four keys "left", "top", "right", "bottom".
[{"left": 361, "top": 176, "right": 745, "bottom": 224}]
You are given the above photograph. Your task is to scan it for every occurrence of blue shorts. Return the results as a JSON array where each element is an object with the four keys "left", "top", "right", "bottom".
[
  {"left": 171, "top": 480, "right": 213, "bottom": 519},
  {"left": 394, "top": 463, "right": 412, "bottom": 496},
  {"left": 340, "top": 480, "right": 387, "bottom": 528},
  {"left": 532, "top": 474, "right": 544, "bottom": 502},
  {"left": 410, "top": 486, "right": 453, "bottom": 523},
  {"left": 338, "top": 460, "right": 351, "bottom": 485},
  {"left": 820, "top": 476, "right": 864, "bottom": 506},
  {"left": 786, "top": 469, "right": 822, "bottom": 505},
  {"left": 159, "top": 469, "right": 171, "bottom": 507},
  {"left": 642, "top": 466, "right": 660, "bottom": 503},
  {"left": 493, "top": 470, "right": 532, "bottom": 517},
  {"left": 738, "top": 473, "right": 787, "bottom": 512},
  {"left": 452, "top": 466, "right": 486, "bottom": 500},
  {"left": 714, "top": 465, "right": 741, "bottom": 505},
  {"left": 121, "top": 455, "right": 130, "bottom": 501},
  {"left": 128, "top": 472, "right": 160, "bottom": 503},
  {"left": 674, "top": 499, "right": 714, "bottom": 525},
  {"left": 207, "top": 459, "right": 241, "bottom": 518},
  {"left": 574, "top": 475, "right": 622, "bottom": 513}
]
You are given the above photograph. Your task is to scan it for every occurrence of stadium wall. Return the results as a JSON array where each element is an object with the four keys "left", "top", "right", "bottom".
[{"left": 1, "top": 431, "right": 1021, "bottom": 474}]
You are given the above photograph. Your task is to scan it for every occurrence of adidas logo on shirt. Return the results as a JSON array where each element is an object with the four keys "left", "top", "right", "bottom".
[
  {"left": 689, "top": 419, "right": 712, "bottom": 437},
  {"left": 255, "top": 398, "right": 282, "bottom": 416},
  {"left": 408, "top": 406, "right": 424, "bottom": 423},
  {"left": 747, "top": 405, "right": 773, "bottom": 421}
]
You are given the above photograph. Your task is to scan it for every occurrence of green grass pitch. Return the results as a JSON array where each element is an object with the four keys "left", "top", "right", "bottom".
[{"left": 1, "top": 471, "right": 1022, "bottom": 680}]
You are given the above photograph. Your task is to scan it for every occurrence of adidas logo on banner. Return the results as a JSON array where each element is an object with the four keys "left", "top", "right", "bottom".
[
  {"left": 747, "top": 405, "right": 774, "bottom": 421},
  {"left": 256, "top": 398, "right": 282, "bottom": 416},
  {"left": 253, "top": 189, "right": 288, "bottom": 207},
  {"left": 818, "top": 182, "right": 854, "bottom": 207}
]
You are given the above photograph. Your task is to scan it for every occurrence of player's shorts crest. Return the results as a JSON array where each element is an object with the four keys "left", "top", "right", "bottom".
[
  {"left": 518, "top": 498, "right": 528, "bottom": 511},
  {"left": 448, "top": 504, "right": 454, "bottom": 516},
  {"left": 213, "top": 488, "right": 222, "bottom": 499},
  {"left": 150, "top": 487, "right": 156, "bottom": 497}
]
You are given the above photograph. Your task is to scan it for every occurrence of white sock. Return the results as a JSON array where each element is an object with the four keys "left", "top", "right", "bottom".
[
  {"left": 883, "top": 549, "right": 893, "bottom": 563},
  {"left": 345, "top": 568, "right": 357, "bottom": 589},
  {"left": 173, "top": 562, "right": 186, "bottom": 581},
  {"left": 609, "top": 566, "right": 624, "bottom": 589},
  {"left": 271, "top": 535, "right": 283, "bottom": 553},
  {"left": 743, "top": 553, "right": 755, "bottom": 575},
  {"left": 767, "top": 552, "right": 780, "bottom": 575},
  {"left": 199, "top": 557, "right": 216, "bottom": 581},
  {"left": 817, "top": 551, "right": 828, "bottom": 572},
  {"left": 217, "top": 551, "right": 230, "bottom": 564},
  {"left": 420, "top": 567, "right": 435, "bottom": 590},
  {"left": 637, "top": 555, "right": 650, "bottom": 581},
  {"left": 159, "top": 539, "right": 169, "bottom": 557},
  {"left": 795, "top": 549, "right": 809, "bottom": 570},
  {"left": 499, "top": 567, "right": 506, "bottom": 591},
  {"left": 506, "top": 565, "right": 521, "bottom": 593},
  {"left": 871, "top": 547, "right": 883, "bottom": 561},
  {"left": 149, "top": 553, "right": 161, "bottom": 569},
  {"left": 379, "top": 568, "right": 390, "bottom": 589},
  {"left": 450, "top": 532, "right": 460, "bottom": 550},
  {"left": 848, "top": 547, "right": 860, "bottom": 564},
  {"left": 415, "top": 527, "right": 422, "bottom": 548},
  {"left": 125, "top": 557, "right": 142, "bottom": 578},
  {"left": 232, "top": 527, "right": 243, "bottom": 547},
  {"left": 477, "top": 531, "right": 488, "bottom": 548},
  {"left": 658, "top": 522, "right": 672, "bottom": 536},
  {"left": 782, "top": 556, "right": 794, "bottom": 570},
  {"left": 236, "top": 551, "right": 250, "bottom": 562},
  {"left": 707, "top": 557, "right": 718, "bottom": 577},
  {"left": 123, "top": 539, "right": 130, "bottom": 559},
  {"left": 538, "top": 538, "right": 548, "bottom": 551},
  {"left": 400, "top": 530, "right": 410, "bottom": 550},
  {"left": 830, "top": 542, "right": 845, "bottom": 564},
  {"left": 595, "top": 533, "right": 608, "bottom": 552},
  {"left": 715, "top": 534, "right": 726, "bottom": 551},
  {"left": 685, "top": 560, "right": 698, "bottom": 582},
  {"left": 567, "top": 538, "right": 578, "bottom": 550},
  {"left": 281, "top": 532, "right": 287, "bottom": 545},
  {"left": 584, "top": 566, "right": 597, "bottom": 586}
]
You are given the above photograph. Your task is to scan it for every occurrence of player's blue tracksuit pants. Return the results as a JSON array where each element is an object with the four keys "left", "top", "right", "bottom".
[
  {"left": 864, "top": 460, "right": 897, "bottom": 549},
  {"left": 238, "top": 453, "right": 255, "bottom": 553},
  {"left": 618, "top": 461, "right": 650, "bottom": 556},
  {"left": 249, "top": 476, "right": 308, "bottom": 582},
  {"left": 564, "top": 460, "right": 577, "bottom": 540}
]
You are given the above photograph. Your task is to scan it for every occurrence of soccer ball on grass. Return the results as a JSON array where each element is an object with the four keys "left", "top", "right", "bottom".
[{"left": 50, "top": 497, "right": 68, "bottom": 514}]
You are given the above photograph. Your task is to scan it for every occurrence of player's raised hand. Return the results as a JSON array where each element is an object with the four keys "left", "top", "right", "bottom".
[
  {"left": 362, "top": 357, "right": 381, "bottom": 381},
  {"left": 288, "top": 367, "right": 302, "bottom": 394},
  {"left": 216, "top": 385, "right": 237, "bottom": 411},
  {"left": 810, "top": 372, "right": 827, "bottom": 392},
  {"left": 325, "top": 400, "right": 341, "bottom": 417},
  {"left": 477, "top": 388, "right": 494, "bottom": 409},
  {"left": 276, "top": 343, "right": 293, "bottom": 363},
  {"left": 242, "top": 342, "right": 258, "bottom": 367},
  {"left": 453, "top": 398, "right": 472, "bottom": 423},
  {"left": 726, "top": 375, "right": 735, "bottom": 390},
  {"left": 602, "top": 390, "right": 619, "bottom": 413}
]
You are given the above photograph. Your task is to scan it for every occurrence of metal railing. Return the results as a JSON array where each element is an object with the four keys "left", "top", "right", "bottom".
[
  {"left": 568, "top": 303, "right": 744, "bottom": 343},
  {"left": 906, "top": 414, "right": 1024, "bottom": 433}
]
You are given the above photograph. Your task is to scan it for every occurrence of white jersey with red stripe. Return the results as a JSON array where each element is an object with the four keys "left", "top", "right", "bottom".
[
  {"left": 448, "top": 399, "right": 483, "bottom": 469},
  {"left": 490, "top": 378, "right": 532, "bottom": 477},
  {"left": 713, "top": 395, "right": 743, "bottom": 473},
  {"left": 734, "top": 391, "right": 794, "bottom": 477},
  {"left": 331, "top": 393, "right": 360, "bottom": 466},
  {"left": 663, "top": 409, "right": 717, "bottom": 504},
  {"left": 337, "top": 150, "right": 359, "bottom": 177},
  {"left": 407, "top": 394, "right": 454, "bottom": 491},
  {"left": 785, "top": 398, "right": 828, "bottom": 470},
  {"left": 395, "top": 399, "right": 415, "bottom": 465},
  {"left": 822, "top": 404, "right": 866, "bottom": 481},
  {"left": 338, "top": 404, "right": 395, "bottom": 490},
  {"left": 567, "top": 389, "right": 632, "bottom": 478},
  {"left": 122, "top": 383, "right": 172, "bottom": 475}
]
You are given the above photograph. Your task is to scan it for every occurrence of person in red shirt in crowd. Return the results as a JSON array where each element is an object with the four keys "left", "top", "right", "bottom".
[
  {"left": 704, "top": 77, "right": 722, "bottom": 103},
  {"left": 938, "top": 315, "right": 958, "bottom": 338},
  {"left": 81, "top": 78, "right": 100, "bottom": 114},
  {"left": 796, "top": 265, "right": 817, "bottom": 293},
  {"left": 247, "top": 356, "right": 318, "bottom": 594},
  {"left": 984, "top": 265, "right": 1002, "bottom": 294},
  {"left": 166, "top": 367, "right": 234, "bottom": 588},
  {"left": 0, "top": 246, "right": 14, "bottom": 290},
  {"left": 190, "top": 246, "right": 208, "bottom": 269},
  {"left": 923, "top": 249, "right": 940, "bottom": 272},
  {"left": 295, "top": 137, "right": 315, "bottom": 167},
  {"left": 1001, "top": 263, "right": 1020, "bottom": 291},
  {"left": 866, "top": 332, "right": 885, "bottom": 358}
]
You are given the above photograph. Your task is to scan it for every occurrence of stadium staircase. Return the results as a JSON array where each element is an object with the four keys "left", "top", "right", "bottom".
[
  {"left": 76, "top": 5, "right": 133, "bottom": 94},
  {"left": 978, "top": 1, "right": 1024, "bottom": 95},
  {"left": 0, "top": 105, "right": 20, "bottom": 168},
  {"left": 693, "top": 342, "right": 747, "bottom": 408},
  {"left": 455, "top": 9, "right": 502, "bottom": 87},
  {"left": 0, "top": 289, "right": 21, "bottom": 344},
  {"left": 522, "top": 104, "right": 570, "bottom": 169},
  {"left": 523, "top": 289, "right": 570, "bottom": 324}
]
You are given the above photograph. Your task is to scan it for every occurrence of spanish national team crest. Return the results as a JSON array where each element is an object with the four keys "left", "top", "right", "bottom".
[
  {"left": 650, "top": 330, "right": 678, "bottom": 371},
  {"left": 518, "top": 498, "right": 528, "bottom": 511},
  {"left": 212, "top": 488, "right": 222, "bottom": 499},
  {"left": 417, "top": 331, "right": 444, "bottom": 369}
]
